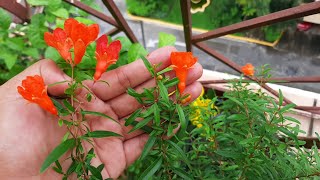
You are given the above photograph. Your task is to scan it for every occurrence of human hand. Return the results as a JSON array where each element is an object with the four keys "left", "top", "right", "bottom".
[{"left": 0, "top": 46, "right": 203, "bottom": 179}]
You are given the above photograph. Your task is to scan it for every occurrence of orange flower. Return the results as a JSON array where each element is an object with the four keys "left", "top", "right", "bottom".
[
  {"left": 17, "top": 75, "right": 58, "bottom": 115},
  {"left": 94, "top": 35, "right": 121, "bottom": 81},
  {"left": 241, "top": 63, "right": 255, "bottom": 76},
  {"left": 170, "top": 52, "right": 197, "bottom": 94},
  {"left": 64, "top": 18, "right": 99, "bottom": 65},
  {"left": 44, "top": 28, "right": 73, "bottom": 64},
  {"left": 44, "top": 18, "right": 99, "bottom": 66}
]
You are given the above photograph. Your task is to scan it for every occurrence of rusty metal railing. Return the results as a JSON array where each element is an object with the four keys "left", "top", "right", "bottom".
[
  {"left": 180, "top": 0, "right": 320, "bottom": 114},
  {"left": 0, "top": 0, "right": 138, "bottom": 43}
]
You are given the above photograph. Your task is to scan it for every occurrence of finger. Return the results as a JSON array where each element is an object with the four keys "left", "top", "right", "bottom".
[
  {"left": 6, "top": 59, "right": 70, "bottom": 97},
  {"left": 108, "top": 62, "right": 203, "bottom": 119},
  {"left": 124, "top": 133, "right": 149, "bottom": 165},
  {"left": 91, "top": 46, "right": 177, "bottom": 101},
  {"left": 120, "top": 81, "right": 203, "bottom": 140}
]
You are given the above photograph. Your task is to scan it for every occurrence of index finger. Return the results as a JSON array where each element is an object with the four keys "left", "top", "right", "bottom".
[{"left": 90, "top": 46, "right": 177, "bottom": 101}]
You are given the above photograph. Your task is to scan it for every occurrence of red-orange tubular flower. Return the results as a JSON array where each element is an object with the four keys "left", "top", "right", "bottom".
[
  {"left": 170, "top": 52, "right": 197, "bottom": 94},
  {"left": 44, "top": 28, "right": 73, "bottom": 64},
  {"left": 17, "top": 75, "right": 58, "bottom": 115},
  {"left": 94, "top": 35, "right": 121, "bottom": 81},
  {"left": 44, "top": 18, "right": 99, "bottom": 66},
  {"left": 241, "top": 63, "right": 255, "bottom": 76},
  {"left": 64, "top": 18, "right": 99, "bottom": 65}
]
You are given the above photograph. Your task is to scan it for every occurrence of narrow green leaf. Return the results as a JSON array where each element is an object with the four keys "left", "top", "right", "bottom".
[
  {"left": 167, "top": 140, "right": 191, "bottom": 168},
  {"left": 158, "top": 81, "right": 169, "bottom": 103},
  {"left": 279, "top": 89, "right": 283, "bottom": 106},
  {"left": 141, "top": 56, "right": 155, "bottom": 77},
  {"left": 63, "top": 99, "right": 75, "bottom": 112},
  {"left": 176, "top": 104, "right": 186, "bottom": 133},
  {"left": 153, "top": 103, "right": 160, "bottom": 126},
  {"left": 129, "top": 116, "right": 153, "bottom": 133},
  {"left": 138, "top": 156, "right": 162, "bottom": 180},
  {"left": 172, "top": 168, "right": 193, "bottom": 180},
  {"left": 131, "top": 120, "right": 153, "bottom": 134},
  {"left": 52, "top": 166, "right": 64, "bottom": 174},
  {"left": 164, "top": 77, "right": 179, "bottom": 88},
  {"left": 40, "top": 139, "right": 76, "bottom": 173},
  {"left": 284, "top": 116, "right": 300, "bottom": 124},
  {"left": 84, "top": 130, "right": 122, "bottom": 138},
  {"left": 81, "top": 111, "right": 117, "bottom": 124},
  {"left": 127, "top": 88, "right": 144, "bottom": 97},
  {"left": 88, "top": 165, "right": 102, "bottom": 180},
  {"left": 140, "top": 136, "right": 157, "bottom": 160},
  {"left": 97, "top": 164, "right": 104, "bottom": 172},
  {"left": 55, "top": 160, "right": 62, "bottom": 171},
  {"left": 156, "top": 67, "right": 173, "bottom": 76},
  {"left": 58, "top": 119, "right": 63, "bottom": 127},
  {"left": 280, "top": 104, "right": 296, "bottom": 113},
  {"left": 125, "top": 108, "right": 142, "bottom": 126},
  {"left": 66, "top": 161, "right": 77, "bottom": 175}
]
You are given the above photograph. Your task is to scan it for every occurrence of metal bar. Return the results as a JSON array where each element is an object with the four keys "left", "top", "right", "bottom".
[
  {"left": 192, "top": 2, "right": 320, "bottom": 43},
  {"left": 195, "top": 41, "right": 293, "bottom": 104},
  {"left": 63, "top": 0, "right": 118, "bottom": 27},
  {"left": 200, "top": 76, "right": 320, "bottom": 84},
  {"left": 105, "top": 27, "right": 121, "bottom": 36},
  {"left": 180, "top": 0, "right": 192, "bottom": 52},
  {"left": 102, "top": 0, "right": 138, "bottom": 43},
  {"left": 195, "top": 42, "right": 242, "bottom": 72},
  {"left": 0, "top": 0, "right": 29, "bottom": 22}
]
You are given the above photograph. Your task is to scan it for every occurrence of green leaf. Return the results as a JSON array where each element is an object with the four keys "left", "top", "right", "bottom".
[
  {"left": 81, "top": 110, "right": 117, "bottom": 123},
  {"left": 63, "top": 99, "right": 75, "bottom": 112},
  {"left": 50, "top": 8, "right": 69, "bottom": 19},
  {"left": 40, "top": 139, "right": 76, "bottom": 173},
  {"left": 0, "top": 51, "right": 17, "bottom": 70},
  {"left": 0, "top": 8, "right": 12, "bottom": 30},
  {"left": 26, "top": 0, "right": 50, "bottom": 6},
  {"left": 140, "top": 136, "right": 156, "bottom": 160},
  {"left": 153, "top": 103, "right": 160, "bottom": 126},
  {"left": 84, "top": 130, "right": 122, "bottom": 138},
  {"left": 88, "top": 165, "right": 103, "bottom": 180},
  {"left": 58, "top": 119, "right": 63, "bottom": 127},
  {"left": 158, "top": 81, "right": 169, "bottom": 103},
  {"left": 138, "top": 156, "right": 162, "bottom": 180},
  {"left": 128, "top": 43, "right": 148, "bottom": 63},
  {"left": 279, "top": 89, "right": 283, "bottom": 106},
  {"left": 158, "top": 32, "right": 176, "bottom": 48},
  {"left": 45, "top": 47, "right": 61, "bottom": 61},
  {"left": 280, "top": 104, "right": 296, "bottom": 113},
  {"left": 5, "top": 37, "right": 24, "bottom": 51},
  {"left": 23, "top": 48, "right": 40, "bottom": 59},
  {"left": 66, "top": 161, "right": 77, "bottom": 175},
  {"left": 129, "top": 116, "right": 153, "bottom": 133},
  {"left": 127, "top": 88, "right": 144, "bottom": 97},
  {"left": 172, "top": 168, "right": 193, "bottom": 180},
  {"left": 74, "top": 17, "right": 96, "bottom": 25},
  {"left": 156, "top": 67, "right": 173, "bottom": 76},
  {"left": 176, "top": 104, "right": 187, "bottom": 133},
  {"left": 140, "top": 56, "right": 155, "bottom": 77},
  {"left": 164, "top": 77, "right": 179, "bottom": 88},
  {"left": 284, "top": 116, "right": 300, "bottom": 124},
  {"left": 115, "top": 36, "right": 132, "bottom": 53},
  {"left": 167, "top": 140, "right": 191, "bottom": 168},
  {"left": 125, "top": 108, "right": 142, "bottom": 126}
]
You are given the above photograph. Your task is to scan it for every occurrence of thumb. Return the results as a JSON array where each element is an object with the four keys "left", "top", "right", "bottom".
[{"left": 7, "top": 59, "right": 70, "bottom": 97}]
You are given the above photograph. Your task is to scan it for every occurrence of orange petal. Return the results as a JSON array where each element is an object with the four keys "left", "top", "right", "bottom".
[{"left": 74, "top": 39, "right": 86, "bottom": 65}]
